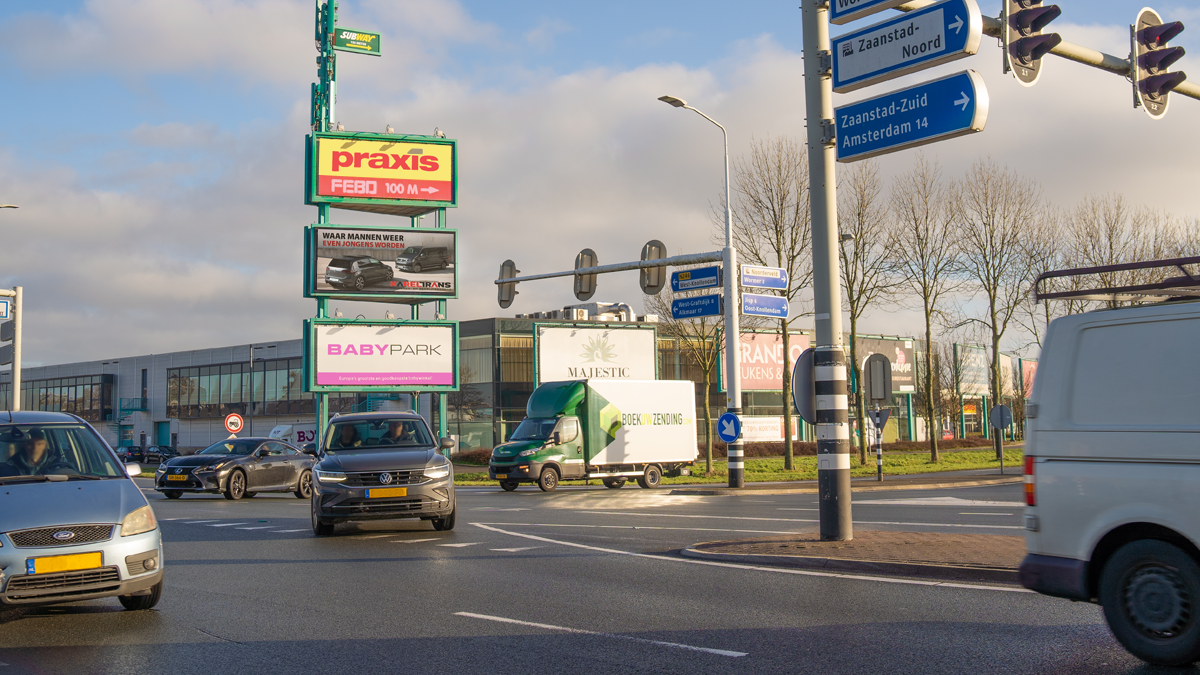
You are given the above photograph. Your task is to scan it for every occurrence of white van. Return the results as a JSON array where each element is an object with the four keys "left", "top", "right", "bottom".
[{"left": 1021, "top": 258, "right": 1200, "bottom": 666}]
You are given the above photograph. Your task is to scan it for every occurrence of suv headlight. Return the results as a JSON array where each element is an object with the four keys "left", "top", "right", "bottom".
[
  {"left": 315, "top": 469, "right": 346, "bottom": 483},
  {"left": 121, "top": 505, "right": 158, "bottom": 537},
  {"left": 424, "top": 463, "right": 451, "bottom": 480},
  {"left": 518, "top": 449, "right": 539, "bottom": 457}
]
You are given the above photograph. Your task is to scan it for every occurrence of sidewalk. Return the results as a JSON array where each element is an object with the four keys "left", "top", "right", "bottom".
[
  {"left": 668, "top": 469, "right": 1022, "bottom": 496},
  {"left": 682, "top": 530, "right": 1026, "bottom": 583}
]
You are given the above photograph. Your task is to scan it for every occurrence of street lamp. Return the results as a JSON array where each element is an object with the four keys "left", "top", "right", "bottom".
[
  {"left": 0, "top": 205, "right": 18, "bottom": 209},
  {"left": 658, "top": 94, "right": 745, "bottom": 488}
]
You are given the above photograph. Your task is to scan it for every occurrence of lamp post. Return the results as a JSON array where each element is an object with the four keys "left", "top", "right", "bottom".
[{"left": 658, "top": 95, "right": 744, "bottom": 488}]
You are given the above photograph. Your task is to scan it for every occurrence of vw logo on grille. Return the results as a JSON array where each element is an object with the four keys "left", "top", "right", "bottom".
[
  {"left": 379, "top": 472, "right": 393, "bottom": 485},
  {"left": 52, "top": 531, "right": 76, "bottom": 541}
]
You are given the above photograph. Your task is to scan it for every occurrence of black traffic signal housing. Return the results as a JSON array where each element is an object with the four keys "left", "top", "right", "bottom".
[
  {"left": 497, "top": 259, "right": 519, "bottom": 309},
  {"left": 1133, "top": 8, "right": 1187, "bottom": 120},
  {"left": 1003, "top": 0, "right": 1063, "bottom": 86}
]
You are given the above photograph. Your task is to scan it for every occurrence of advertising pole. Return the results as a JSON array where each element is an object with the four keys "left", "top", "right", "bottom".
[
  {"left": 314, "top": 0, "right": 336, "bottom": 445},
  {"left": 802, "top": 0, "right": 852, "bottom": 540},
  {"left": 11, "top": 286, "right": 21, "bottom": 412}
]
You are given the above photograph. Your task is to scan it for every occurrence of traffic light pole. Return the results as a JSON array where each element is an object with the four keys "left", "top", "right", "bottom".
[{"left": 801, "top": 0, "right": 852, "bottom": 541}]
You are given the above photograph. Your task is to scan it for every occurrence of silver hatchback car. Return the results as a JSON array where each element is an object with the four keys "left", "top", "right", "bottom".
[{"left": 0, "top": 411, "right": 163, "bottom": 610}]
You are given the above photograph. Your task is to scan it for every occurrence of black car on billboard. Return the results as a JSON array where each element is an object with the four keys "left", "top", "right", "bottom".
[
  {"left": 154, "top": 438, "right": 315, "bottom": 500},
  {"left": 395, "top": 247, "right": 450, "bottom": 273},
  {"left": 325, "top": 255, "right": 394, "bottom": 290}
]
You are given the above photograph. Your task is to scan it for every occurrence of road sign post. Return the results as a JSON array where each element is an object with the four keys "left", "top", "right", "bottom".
[
  {"left": 836, "top": 69, "right": 989, "bottom": 163},
  {"left": 0, "top": 287, "right": 20, "bottom": 411},
  {"left": 225, "top": 413, "right": 245, "bottom": 435},
  {"left": 832, "top": 0, "right": 983, "bottom": 93},
  {"left": 990, "top": 404, "right": 1013, "bottom": 474},
  {"left": 870, "top": 408, "right": 891, "bottom": 481},
  {"left": 864, "top": 353, "right": 892, "bottom": 482},
  {"left": 717, "top": 412, "right": 742, "bottom": 445}
]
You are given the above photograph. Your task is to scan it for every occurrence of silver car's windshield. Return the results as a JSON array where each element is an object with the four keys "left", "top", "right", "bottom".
[
  {"left": 0, "top": 425, "right": 125, "bottom": 481},
  {"left": 509, "top": 418, "right": 557, "bottom": 441},
  {"left": 325, "top": 419, "right": 433, "bottom": 451}
]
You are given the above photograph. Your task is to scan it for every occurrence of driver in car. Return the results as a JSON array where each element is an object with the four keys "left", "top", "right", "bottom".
[
  {"left": 0, "top": 430, "right": 77, "bottom": 477},
  {"left": 379, "top": 421, "right": 414, "bottom": 445},
  {"left": 331, "top": 425, "right": 362, "bottom": 449}
]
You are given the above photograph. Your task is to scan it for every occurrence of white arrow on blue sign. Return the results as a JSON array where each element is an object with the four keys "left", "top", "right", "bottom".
[
  {"left": 671, "top": 266, "right": 721, "bottom": 293},
  {"left": 742, "top": 294, "right": 789, "bottom": 318},
  {"left": 830, "top": 0, "right": 912, "bottom": 26},
  {"left": 836, "top": 69, "right": 988, "bottom": 163},
  {"left": 832, "top": 0, "right": 982, "bottom": 94},
  {"left": 671, "top": 294, "right": 722, "bottom": 320},
  {"left": 717, "top": 412, "right": 742, "bottom": 444},
  {"left": 0, "top": 299, "right": 8, "bottom": 320},
  {"left": 740, "top": 265, "right": 788, "bottom": 290}
]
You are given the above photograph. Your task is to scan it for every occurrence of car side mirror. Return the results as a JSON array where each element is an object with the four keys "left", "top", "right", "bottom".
[
  {"left": 256, "top": 448, "right": 271, "bottom": 457},
  {"left": 439, "top": 437, "right": 455, "bottom": 451},
  {"left": 302, "top": 443, "right": 318, "bottom": 456},
  {"left": 125, "top": 462, "right": 141, "bottom": 478}
]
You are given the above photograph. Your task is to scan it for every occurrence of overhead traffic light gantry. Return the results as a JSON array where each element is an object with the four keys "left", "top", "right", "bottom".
[
  {"left": 1133, "top": 8, "right": 1187, "bottom": 120},
  {"left": 1002, "top": 0, "right": 1063, "bottom": 86}
]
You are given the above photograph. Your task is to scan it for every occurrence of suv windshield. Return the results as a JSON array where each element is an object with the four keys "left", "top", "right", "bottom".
[
  {"left": 399, "top": 247, "right": 421, "bottom": 257},
  {"left": 325, "top": 419, "right": 434, "bottom": 451},
  {"left": 509, "top": 418, "right": 557, "bottom": 441},
  {"left": 0, "top": 424, "right": 125, "bottom": 480},
  {"left": 199, "top": 440, "right": 259, "bottom": 455}
]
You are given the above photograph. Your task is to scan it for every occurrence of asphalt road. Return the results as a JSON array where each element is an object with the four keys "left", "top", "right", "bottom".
[{"left": 0, "top": 479, "right": 1177, "bottom": 674}]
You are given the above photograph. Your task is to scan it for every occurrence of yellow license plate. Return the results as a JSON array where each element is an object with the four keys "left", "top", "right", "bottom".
[
  {"left": 368, "top": 487, "right": 407, "bottom": 498},
  {"left": 167, "top": 474, "right": 188, "bottom": 481},
  {"left": 495, "top": 474, "right": 507, "bottom": 479},
  {"left": 30, "top": 551, "right": 103, "bottom": 575}
]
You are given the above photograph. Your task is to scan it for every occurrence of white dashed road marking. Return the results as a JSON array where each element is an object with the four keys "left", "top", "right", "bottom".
[
  {"left": 490, "top": 547, "right": 542, "bottom": 552},
  {"left": 455, "top": 612, "right": 747, "bottom": 657},
  {"left": 273, "top": 529, "right": 308, "bottom": 533},
  {"left": 208, "top": 523, "right": 249, "bottom": 527},
  {"left": 393, "top": 538, "right": 439, "bottom": 544},
  {"left": 236, "top": 526, "right": 274, "bottom": 530},
  {"left": 438, "top": 543, "right": 482, "bottom": 548}
]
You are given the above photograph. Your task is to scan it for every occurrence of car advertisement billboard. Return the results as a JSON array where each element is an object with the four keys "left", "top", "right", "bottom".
[
  {"left": 305, "top": 320, "right": 458, "bottom": 392},
  {"left": 305, "top": 131, "right": 457, "bottom": 217},
  {"left": 534, "top": 325, "right": 657, "bottom": 385},
  {"left": 719, "top": 332, "right": 811, "bottom": 392},
  {"left": 306, "top": 225, "right": 457, "bottom": 300}
]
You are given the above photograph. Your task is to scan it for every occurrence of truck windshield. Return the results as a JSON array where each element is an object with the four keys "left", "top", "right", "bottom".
[{"left": 509, "top": 418, "right": 557, "bottom": 441}]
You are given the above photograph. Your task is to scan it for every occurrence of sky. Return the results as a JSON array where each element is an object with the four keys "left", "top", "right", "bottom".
[{"left": 0, "top": 0, "right": 1198, "bottom": 368}]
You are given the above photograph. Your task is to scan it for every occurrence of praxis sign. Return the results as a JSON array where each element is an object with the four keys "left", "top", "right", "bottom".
[{"left": 306, "top": 131, "right": 458, "bottom": 217}]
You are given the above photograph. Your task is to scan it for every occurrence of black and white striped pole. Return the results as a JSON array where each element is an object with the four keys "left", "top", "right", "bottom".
[{"left": 802, "top": 0, "right": 852, "bottom": 540}]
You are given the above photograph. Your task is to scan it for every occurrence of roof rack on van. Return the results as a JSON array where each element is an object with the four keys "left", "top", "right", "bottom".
[{"left": 1034, "top": 256, "right": 1200, "bottom": 303}]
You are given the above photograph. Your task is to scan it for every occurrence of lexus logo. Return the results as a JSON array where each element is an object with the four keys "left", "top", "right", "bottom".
[
  {"left": 379, "top": 472, "right": 393, "bottom": 485},
  {"left": 52, "top": 531, "right": 76, "bottom": 541}
]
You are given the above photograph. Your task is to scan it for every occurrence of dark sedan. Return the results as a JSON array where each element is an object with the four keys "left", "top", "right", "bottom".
[{"left": 154, "top": 438, "right": 315, "bottom": 500}]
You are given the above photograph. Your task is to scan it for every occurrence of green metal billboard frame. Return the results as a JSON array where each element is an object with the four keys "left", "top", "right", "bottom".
[
  {"left": 305, "top": 130, "right": 458, "bottom": 217},
  {"left": 304, "top": 223, "right": 459, "bottom": 303},
  {"left": 304, "top": 317, "right": 460, "bottom": 394}
]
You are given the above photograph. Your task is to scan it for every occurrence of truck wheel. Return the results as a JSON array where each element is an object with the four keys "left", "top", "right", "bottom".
[
  {"left": 602, "top": 478, "right": 625, "bottom": 489},
  {"left": 1100, "top": 539, "right": 1200, "bottom": 666},
  {"left": 537, "top": 467, "right": 559, "bottom": 492},
  {"left": 636, "top": 465, "right": 662, "bottom": 489},
  {"left": 499, "top": 480, "right": 520, "bottom": 491}
]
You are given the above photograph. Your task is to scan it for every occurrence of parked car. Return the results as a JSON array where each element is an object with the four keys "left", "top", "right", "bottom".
[
  {"left": 395, "top": 246, "right": 450, "bottom": 273},
  {"left": 143, "top": 446, "right": 178, "bottom": 464},
  {"left": 0, "top": 411, "right": 164, "bottom": 611},
  {"left": 311, "top": 412, "right": 455, "bottom": 536},
  {"left": 154, "top": 438, "right": 315, "bottom": 500},
  {"left": 121, "top": 447, "right": 144, "bottom": 463},
  {"left": 1020, "top": 258, "right": 1200, "bottom": 666},
  {"left": 324, "top": 255, "right": 394, "bottom": 290}
]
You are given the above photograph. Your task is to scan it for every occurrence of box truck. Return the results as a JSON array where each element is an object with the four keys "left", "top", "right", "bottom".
[{"left": 488, "top": 379, "right": 697, "bottom": 491}]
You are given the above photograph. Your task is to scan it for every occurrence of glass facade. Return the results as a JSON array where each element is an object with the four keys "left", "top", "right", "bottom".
[
  {"left": 167, "top": 359, "right": 359, "bottom": 419},
  {"left": 0, "top": 375, "right": 114, "bottom": 422}
]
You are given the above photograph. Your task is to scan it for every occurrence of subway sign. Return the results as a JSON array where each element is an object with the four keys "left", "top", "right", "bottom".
[
  {"left": 332, "top": 27, "right": 381, "bottom": 56},
  {"left": 306, "top": 131, "right": 458, "bottom": 217}
]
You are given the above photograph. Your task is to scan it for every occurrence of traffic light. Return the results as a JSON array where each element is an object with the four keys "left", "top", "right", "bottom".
[
  {"left": 574, "top": 248, "right": 598, "bottom": 301},
  {"left": 1002, "top": 0, "right": 1063, "bottom": 86},
  {"left": 1133, "top": 8, "right": 1187, "bottom": 120},
  {"left": 497, "top": 259, "right": 519, "bottom": 309},
  {"left": 639, "top": 239, "right": 667, "bottom": 295}
]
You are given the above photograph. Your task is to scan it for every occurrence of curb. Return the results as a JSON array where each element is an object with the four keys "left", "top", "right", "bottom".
[
  {"left": 679, "top": 544, "right": 1020, "bottom": 583},
  {"left": 669, "top": 475, "right": 1022, "bottom": 496}
]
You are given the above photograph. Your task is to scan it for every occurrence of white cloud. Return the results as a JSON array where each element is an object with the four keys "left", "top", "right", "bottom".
[{"left": 523, "top": 18, "right": 572, "bottom": 52}]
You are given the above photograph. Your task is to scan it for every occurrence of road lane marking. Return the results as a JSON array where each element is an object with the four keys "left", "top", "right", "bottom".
[
  {"left": 478, "top": 523, "right": 811, "bottom": 536},
  {"left": 355, "top": 535, "right": 393, "bottom": 539},
  {"left": 471, "top": 507, "right": 531, "bottom": 512},
  {"left": 852, "top": 497, "right": 1024, "bottom": 507},
  {"left": 393, "top": 538, "right": 439, "bottom": 544},
  {"left": 490, "top": 547, "right": 542, "bottom": 552},
  {"left": 578, "top": 511, "right": 1022, "bottom": 530},
  {"left": 454, "top": 612, "right": 747, "bottom": 657},
  {"left": 778, "top": 508, "right": 819, "bottom": 511},
  {"left": 182, "top": 520, "right": 218, "bottom": 524},
  {"left": 235, "top": 526, "right": 274, "bottom": 530},
  {"left": 959, "top": 513, "right": 1013, "bottom": 516},
  {"left": 472, "top": 523, "right": 1032, "bottom": 594},
  {"left": 438, "top": 542, "right": 482, "bottom": 548},
  {"left": 208, "top": 523, "right": 249, "bottom": 527}
]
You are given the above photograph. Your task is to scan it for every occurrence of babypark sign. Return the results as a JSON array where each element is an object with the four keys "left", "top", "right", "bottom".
[
  {"left": 307, "top": 132, "right": 457, "bottom": 216},
  {"left": 307, "top": 320, "right": 457, "bottom": 391}
]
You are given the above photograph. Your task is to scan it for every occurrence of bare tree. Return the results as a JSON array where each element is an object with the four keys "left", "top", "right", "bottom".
[
  {"left": 645, "top": 274, "right": 725, "bottom": 475},
  {"left": 953, "top": 158, "right": 1042, "bottom": 457},
  {"left": 837, "top": 159, "right": 894, "bottom": 466},
  {"left": 888, "top": 153, "right": 960, "bottom": 461},
  {"left": 717, "top": 136, "right": 813, "bottom": 470}
]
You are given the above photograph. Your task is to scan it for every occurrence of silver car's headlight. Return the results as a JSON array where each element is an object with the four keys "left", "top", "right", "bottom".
[
  {"left": 121, "top": 505, "right": 158, "bottom": 537},
  {"left": 315, "top": 469, "right": 346, "bottom": 483},
  {"left": 424, "top": 463, "right": 451, "bottom": 480}
]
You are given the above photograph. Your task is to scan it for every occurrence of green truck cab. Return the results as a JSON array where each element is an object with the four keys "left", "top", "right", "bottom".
[{"left": 488, "top": 379, "right": 697, "bottom": 492}]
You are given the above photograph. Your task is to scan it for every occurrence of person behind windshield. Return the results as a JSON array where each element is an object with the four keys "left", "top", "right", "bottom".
[
  {"left": 331, "top": 425, "right": 362, "bottom": 449},
  {"left": 379, "top": 421, "right": 414, "bottom": 446},
  {"left": 0, "top": 430, "right": 77, "bottom": 477}
]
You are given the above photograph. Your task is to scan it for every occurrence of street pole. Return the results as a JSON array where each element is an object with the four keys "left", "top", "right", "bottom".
[
  {"left": 5, "top": 286, "right": 21, "bottom": 412},
  {"left": 802, "top": 0, "right": 852, "bottom": 540}
]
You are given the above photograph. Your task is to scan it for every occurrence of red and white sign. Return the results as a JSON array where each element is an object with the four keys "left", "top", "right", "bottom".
[
  {"left": 741, "top": 416, "right": 800, "bottom": 442},
  {"left": 722, "top": 333, "right": 810, "bottom": 391},
  {"left": 224, "top": 413, "right": 245, "bottom": 434},
  {"left": 315, "top": 138, "right": 453, "bottom": 203}
]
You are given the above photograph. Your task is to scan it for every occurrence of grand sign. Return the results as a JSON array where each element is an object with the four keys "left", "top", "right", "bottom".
[{"left": 306, "top": 132, "right": 457, "bottom": 217}]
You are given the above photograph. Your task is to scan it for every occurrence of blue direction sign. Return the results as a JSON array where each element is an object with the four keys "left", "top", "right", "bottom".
[
  {"left": 742, "top": 294, "right": 789, "bottom": 318},
  {"left": 832, "top": 0, "right": 982, "bottom": 93},
  {"left": 671, "top": 266, "right": 721, "bottom": 293},
  {"left": 836, "top": 70, "right": 988, "bottom": 163},
  {"left": 741, "top": 265, "right": 788, "bottom": 290},
  {"left": 717, "top": 412, "right": 742, "bottom": 444},
  {"left": 0, "top": 298, "right": 8, "bottom": 320},
  {"left": 671, "top": 294, "right": 722, "bottom": 320},
  {"left": 831, "top": 0, "right": 911, "bottom": 26}
]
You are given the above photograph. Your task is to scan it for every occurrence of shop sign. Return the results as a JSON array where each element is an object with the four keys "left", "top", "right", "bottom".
[{"left": 306, "top": 132, "right": 457, "bottom": 216}]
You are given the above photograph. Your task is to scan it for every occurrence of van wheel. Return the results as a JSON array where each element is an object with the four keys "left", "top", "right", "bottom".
[
  {"left": 1100, "top": 539, "right": 1200, "bottom": 666},
  {"left": 636, "top": 465, "right": 662, "bottom": 489},
  {"left": 537, "top": 467, "right": 559, "bottom": 492},
  {"left": 413, "top": 263, "right": 423, "bottom": 273},
  {"left": 163, "top": 490, "right": 182, "bottom": 499},
  {"left": 602, "top": 478, "right": 626, "bottom": 489},
  {"left": 118, "top": 580, "right": 163, "bottom": 611},
  {"left": 499, "top": 480, "right": 520, "bottom": 492}
]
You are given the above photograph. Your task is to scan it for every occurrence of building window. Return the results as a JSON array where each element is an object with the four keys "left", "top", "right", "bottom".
[
  {"left": 0, "top": 375, "right": 114, "bottom": 422},
  {"left": 499, "top": 336, "right": 532, "bottom": 383},
  {"left": 166, "top": 360, "right": 321, "bottom": 419}
]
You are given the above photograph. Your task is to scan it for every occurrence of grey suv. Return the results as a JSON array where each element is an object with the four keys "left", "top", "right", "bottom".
[{"left": 311, "top": 412, "right": 455, "bottom": 536}]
